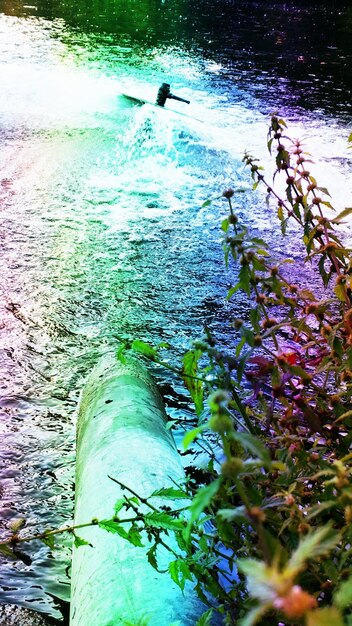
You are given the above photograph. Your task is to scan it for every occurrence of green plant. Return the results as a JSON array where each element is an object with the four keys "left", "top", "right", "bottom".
[{"left": 117, "top": 117, "right": 352, "bottom": 625}]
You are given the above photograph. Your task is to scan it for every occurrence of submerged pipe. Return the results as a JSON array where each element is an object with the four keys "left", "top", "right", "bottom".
[{"left": 70, "top": 353, "right": 203, "bottom": 626}]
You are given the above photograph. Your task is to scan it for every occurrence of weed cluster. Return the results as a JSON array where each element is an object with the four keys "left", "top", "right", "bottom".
[{"left": 125, "top": 118, "right": 352, "bottom": 626}]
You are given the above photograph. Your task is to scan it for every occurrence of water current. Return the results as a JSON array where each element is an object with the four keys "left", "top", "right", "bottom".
[{"left": 0, "top": 0, "right": 351, "bottom": 619}]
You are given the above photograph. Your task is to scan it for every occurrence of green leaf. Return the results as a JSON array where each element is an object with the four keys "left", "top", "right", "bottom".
[
  {"left": 116, "top": 343, "right": 127, "bottom": 364},
  {"left": 114, "top": 498, "right": 126, "bottom": 515},
  {"left": 306, "top": 500, "right": 337, "bottom": 520},
  {"left": 99, "top": 520, "right": 144, "bottom": 547},
  {"left": 127, "top": 526, "right": 144, "bottom": 548},
  {"left": 168, "top": 559, "right": 193, "bottom": 591},
  {"left": 189, "top": 479, "right": 221, "bottom": 525},
  {"left": 221, "top": 218, "right": 229, "bottom": 232},
  {"left": 195, "top": 609, "right": 213, "bottom": 626},
  {"left": 182, "top": 349, "right": 204, "bottom": 416},
  {"left": 183, "top": 425, "right": 206, "bottom": 450},
  {"left": 217, "top": 506, "right": 247, "bottom": 522},
  {"left": 42, "top": 534, "right": 55, "bottom": 550},
  {"left": 74, "top": 534, "right": 92, "bottom": 548},
  {"left": 316, "top": 186, "right": 331, "bottom": 197},
  {"left": 0, "top": 543, "right": 16, "bottom": 560},
  {"left": 150, "top": 487, "right": 188, "bottom": 499},
  {"left": 332, "top": 207, "right": 352, "bottom": 223},
  {"left": 175, "top": 530, "right": 187, "bottom": 552},
  {"left": 318, "top": 254, "right": 331, "bottom": 287},
  {"left": 235, "top": 336, "right": 246, "bottom": 358},
  {"left": 146, "top": 543, "right": 158, "bottom": 570},
  {"left": 239, "top": 264, "right": 251, "bottom": 296},
  {"left": 280, "top": 216, "right": 289, "bottom": 235},
  {"left": 98, "top": 520, "right": 129, "bottom": 539},
  {"left": 202, "top": 199, "right": 212, "bottom": 208},
  {"left": 237, "top": 351, "right": 250, "bottom": 382},
  {"left": 231, "top": 432, "right": 271, "bottom": 469},
  {"left": 237, "top": 559, "right": 275, "bottom": 602},
  {"left": 227, "top": 284, "right": 241, "bottom": 300},
  {"left": 251, "top": 237, "right": 268, "bottom": 247},
  {"left": 144, "top": 512, "right": 186, "bottom": 531},
  {"left": 300, "top": 288, "right": 316, "bottom": 301},
  {"left": 288, "top": 525, "right": 340, "bottom": 574},
  {"left": 255, "top": 248, "right": 270, "bottom": 257},
  {"left": 249, "top": 307, "right": 261, "bottom": 332},
  {"left": 335, "top": 409, "right": 352, "bottom": 423},
  {"left": 240, "top": 325, "right": 254, "bottom": 347},
  {"left": 131, "top": 340, "right": 157, "bottom": 359},
  {"left": 157, "top": 341, "right": 171, "bottom": 350},
  {"left": 334, "top": 573, "right": 352, "bottom": 609},
  {"left": 9, "top": 518, "right": 26, "bottom": 533},
  {"left": 334, "top": 283, "right": 347, "bottom": 302},
  {"left": 306, "top": 607, "right": 344, "bottom": 626}
]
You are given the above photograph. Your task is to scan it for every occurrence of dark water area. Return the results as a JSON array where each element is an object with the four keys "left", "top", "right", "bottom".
[{"left": 0, "top": 0, "right": 351, "bottom": 621}]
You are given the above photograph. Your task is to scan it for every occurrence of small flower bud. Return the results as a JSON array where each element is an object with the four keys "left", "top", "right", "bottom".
[
  {"left": 209, "top": 414, "right": 233, "bottom": 434},
  {"left": 336, "top": 274, "right": 347, "bottom": 284},
  {"left": 256, "top": 293, "right": 266, "bottom": 304},
  {"left": 274, "top": 585, "right": 317, "bottom": 618},
  {"left": 248, "top": 507, "right": 266, "bottom": 523},
  {"left": 305, "top": 303, "right": 319, "bottom": 315},
  {"left": 298, "top": 522, "right": 311, "bottom": 534},
  {"left": 221, "top": 458, "right": 244, "bottom": 478},
  {"left": 261, "top": 318, "right": 278, "bottom": 330},
  {"left": 307, "top": 182, "right": 317, "bottom": 191}
]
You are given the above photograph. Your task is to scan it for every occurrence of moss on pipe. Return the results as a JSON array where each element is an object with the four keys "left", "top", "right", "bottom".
[{"left": 70, "top": 353, "right": 203, "bottom": 626}]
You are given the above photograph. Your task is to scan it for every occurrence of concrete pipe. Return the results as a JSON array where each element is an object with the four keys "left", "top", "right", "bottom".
[{"left": 70, "top": 353, "right": 203, "bottom": 626}]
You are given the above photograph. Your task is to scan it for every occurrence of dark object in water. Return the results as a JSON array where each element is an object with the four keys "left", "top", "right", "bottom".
[{"left": 155, "top": 83, "right": 190, "bottom": 107}]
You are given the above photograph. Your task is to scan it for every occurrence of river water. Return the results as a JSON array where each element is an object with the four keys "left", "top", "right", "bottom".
[{"left": 0, "top": 0, "right": 351, "bottom": 620}]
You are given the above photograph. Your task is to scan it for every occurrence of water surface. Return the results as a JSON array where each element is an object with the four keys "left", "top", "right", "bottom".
[{"left": 0, "top": 0, "right": 351, "bottom": 619}]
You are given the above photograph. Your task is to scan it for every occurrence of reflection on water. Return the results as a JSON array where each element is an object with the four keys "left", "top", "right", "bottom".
[{"left": 0, "top": 0, "right": 351, "bottom": 620}]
